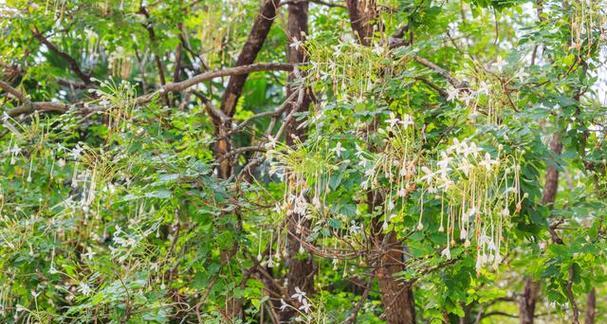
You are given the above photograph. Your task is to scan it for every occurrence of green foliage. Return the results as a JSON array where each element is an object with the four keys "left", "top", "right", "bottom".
[{"left": 1, "top": 0, "right": 607, "bottom": 323}]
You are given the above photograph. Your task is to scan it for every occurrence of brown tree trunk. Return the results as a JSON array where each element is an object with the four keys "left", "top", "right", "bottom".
[
  {"left": 520, "top": 278, "right": 540, "bottom": 324},
  {"left": 376, "top": 233, "right": 416, "bottom": 324},
  {"left": 215, "top": 1, "right": 281, "bottom": 320},
  {"left": 282, "top": 1, "right": 315, "bottom": 321},
  {"left": 369, "top": 191, "right": 416, "bottom": 324},
  {"left": 345, "top": 2, "right": 416, "bottom": 323},
  {"left": 585, "top": 288, "right": 596, "bottom": 324},
  {"left": 520, "top": 133, "right": 563, "bottom": 324},
  {"left": 216, "top": 0, "right": 281, "bottom": 179},
  {"left": 345, "top": 0, "right": 377, "bottom": 46}
]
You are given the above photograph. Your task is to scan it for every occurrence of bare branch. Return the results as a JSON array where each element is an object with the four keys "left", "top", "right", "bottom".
[
  {"left": 343, "top": 277, "right": 372, "bottom": 324},
  {"left": 0, "top": 81, "right": 27, "bottom": 103},
  {"left": 413, "top": 55, "right": 468, "bottom": 89},
  {"left": 7, "top": 63, "right": 293, "bottom": 118},
  {"left": 32, "top": 28, "right": 93, "bottom": 85},
  {"left": 280, "top": 0, "right": 346, "bottom": 8},
  {"left": 7, "top": 102, "right": 69, "bottom": 117}
]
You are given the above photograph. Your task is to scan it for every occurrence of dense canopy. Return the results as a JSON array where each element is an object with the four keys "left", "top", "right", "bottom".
[{"left": 1, "top": 0, "right": 607, "bottom": 323}]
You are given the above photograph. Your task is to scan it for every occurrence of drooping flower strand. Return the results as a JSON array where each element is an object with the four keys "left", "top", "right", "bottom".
[{"left": 415, "top": 138, "right": 521, "bottom": 271}]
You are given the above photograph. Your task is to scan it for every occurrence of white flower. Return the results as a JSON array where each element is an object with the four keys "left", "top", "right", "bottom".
[
  {"left": 463, "top": 207, "right": 476, "bottom": 222},
  {"left": 478, "top": 153, "right": 494, "bottom": 170},
  {"left": 458, "top": 160, "right": 472, "bottom": 177},
  {"left": 82, "top": 247, "right": 96, "bottom": 260},
  {"left": 441, "top": 246, "right": 451, "bottom": 259},
  {"left": 401, "top": 114, "right": 414, "bottom": 128},
  {"left": 516, "top": 68, "right": 529, "bottom": 81},
  {"left": 291, "top": 287, "right": 307, "bottom": 303},
  {"left": 70, "top": 144, "right": 84, "bottom": 160},
  {"left": 299, "top": 299, "right": 312, "bottom": 313},
  {"left": 460, "top": 228, "right": 468, "bottom": 240},
  {"left": 477, "top": 81, "right": 490, "bottom": 95},
  {"left": 266, "top": 257, "right": 276, "bottom": 268},
  {"left": 494, "top": 56, "right": 506, "bottom": 72},
  {"left": 437, "top": 152, "right": 452, "bottom": 176},
  {"left": 289, "top": 38, "right": 304, "bottom": 51},
  {"left": 397, "top": 188, "right": 407, "bottom": 197},
  {"left": 332, "top": 142, "right": 346, "bottom": 157},
  {"left": 419, "top": 166, "right": 434, "bottom": 184},
  {"left": 446, "top": 86, "right": 459, "bottom": 102},
  {"left": 280, "top": 298, "right": 289, "bottom": 311},
  {"left": 77, "top": 282, "right": 93, "bottom": 296},
  {"left": 372, "top": 43, "right": 385, "bottom": 55},
  {"left": 462, "top": 142, "right": 481, "bottom": 157},
  {"left": 386, "top": 112, "right": 400, "bottom": 128}
]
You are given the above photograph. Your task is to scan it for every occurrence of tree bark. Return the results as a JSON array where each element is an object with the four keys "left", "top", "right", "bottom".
[
  {"left": 282, "top": 1, "right": 315, "bottom": 321},
  {"left": 585, "top": 288, "right": 596, "bottom": 324},
  {"left": 376, "top": 233, "right": 416, "bottom": 324},
  {"left": 345, "top": 2, "right": 416, "bottom": 323},
  {"left": 216, "top": 0, "right": 281, "bottom": 178},
  {"left": 214, "top": 1, "right": 281, "bottom": 320},
  {"left": 519, "top": 279, "right": 540, "bottom": 324},
  {"left": 520, "top": 133, "right": 563, "bottom": 324},
  {"left": 345, "top": 0, "right": 377, "bottom": 46}
]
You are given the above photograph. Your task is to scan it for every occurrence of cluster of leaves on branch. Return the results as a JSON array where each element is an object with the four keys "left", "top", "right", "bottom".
[{"left": 1, "top": 0, "right": 607, "bottom": 323}]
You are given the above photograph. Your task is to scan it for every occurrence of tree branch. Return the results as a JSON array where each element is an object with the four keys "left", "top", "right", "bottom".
[
  {"left": 413, "top": 55, "right": 468, "bottom": 89},
  {"left": 0, "top": 81, "right": 27, "bottom": 102},
  {"left": 7, "top": 63, "right": 293, "bottom": 118},
  {"left": 31, "top": 28, "right": 92, "bottom": 85}
]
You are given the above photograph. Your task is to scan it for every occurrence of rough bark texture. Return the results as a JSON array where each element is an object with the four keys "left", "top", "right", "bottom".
[
  {"left": 282, "top": 1, "right": 315, "bottom": 321},
  {"left": 346, "top": 2, "right": 416, "bottom": 323},
  {"left": 520, "top": 279, "right": 540, "bottom": 324},
  {"left": 345, "top": 0, "right": 377, "bottom": 46},
  {"left": 216, "top": 0, "right": 281, "bottom": 178},
  {"left": 520, "top": 133, "right": 563, "bottom": 324},
  {"left": 369, "top": 192, "right": 416, "bottom": 324},
  {"left": 585, "top": 288, "right": 596, "bottom": 324},
  {"left": 376, "top": 233, "right": 416, "bottom": 324}
]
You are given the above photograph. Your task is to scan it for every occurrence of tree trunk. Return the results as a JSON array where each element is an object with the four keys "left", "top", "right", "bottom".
[
  {"left": 282, "top": 1, "right": 315, "bottom": 321},
  {"left": 519, "top": 278, "right": 540, "bottom": 324},
  {"left": 376, "top": 232, "right": 416, "bottom": 324},
  {"left": 345, "top": 0, "right": 377, "bottom": 46},
  {"left": 215, "top": 1, "right": 281, "bottom": 320},
  {"left": 520, "top": 134, "right": 563, "bottom": 324},
  {"left": 216, "top": 0, "right": 281, "bottom": 178},
  {"left": 345, "top": 2, "right": 416, "bottom": 322},
  {"left": 585, "top": 288, "right": 596, "bottom": 324}
]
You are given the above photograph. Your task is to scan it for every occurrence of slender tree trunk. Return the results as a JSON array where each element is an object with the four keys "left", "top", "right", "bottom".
[
  {"left": 345, "top": 2, "right": 416, "bottom": 323},
  {"left": 520, "top": 279, "right": 540, "bottom": 324},
  {"left": 369, "top": 192, "right": 416, "bottom": 324},
  {"left": 519, "top": 132, "right": 563, "bottom": 324},
  {"left": 585, "top": 288, "right": 596, "bottom": 324},
  {"left": 216, "top": 0, "right": 281, "bottom": 178},
  {"left": 214, "top": 1, "right": 281, "bottom": 320},
  {"left": 282, "top": 1, "right": 315, "bottom": 321}
]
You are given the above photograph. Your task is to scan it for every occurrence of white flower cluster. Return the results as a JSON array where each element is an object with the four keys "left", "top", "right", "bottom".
[
  {"left": 417, "top": 138, "right": 520, "bottom": 272},
  {"left": 280, "top": 286, "right": 312, "bottom": 314}
]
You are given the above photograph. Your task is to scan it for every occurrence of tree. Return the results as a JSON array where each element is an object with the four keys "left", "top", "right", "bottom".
[{"left": 1, "top": 0, "right": 606, "bottom": 323}]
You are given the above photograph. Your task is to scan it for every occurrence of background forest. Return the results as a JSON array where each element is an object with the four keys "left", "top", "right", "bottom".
[{"left": 1, "top": 0, "right": 607, "bottom": 323}]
